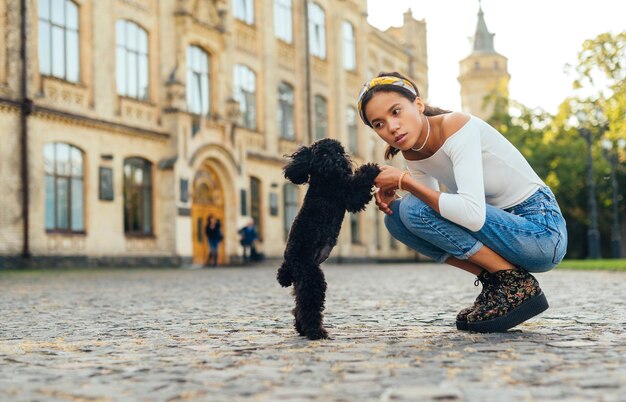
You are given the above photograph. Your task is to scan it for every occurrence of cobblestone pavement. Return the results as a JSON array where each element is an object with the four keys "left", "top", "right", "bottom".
[{"left": 1, "top": 263, "right": 625, "bottom": 402}]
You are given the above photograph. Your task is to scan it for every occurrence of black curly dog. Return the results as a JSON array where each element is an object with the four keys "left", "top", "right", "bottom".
[{"left": 277, "top": 139, "right": 380, "bottom": 340}]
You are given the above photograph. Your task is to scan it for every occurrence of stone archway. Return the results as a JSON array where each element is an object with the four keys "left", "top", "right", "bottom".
[{"left": 191, "top": 163, "right": 226, "bottom": 265}]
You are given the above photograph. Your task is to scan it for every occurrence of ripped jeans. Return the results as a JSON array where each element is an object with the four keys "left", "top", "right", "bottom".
[{"left": 384, "top": 186, "right": 567, "bottom": 272}]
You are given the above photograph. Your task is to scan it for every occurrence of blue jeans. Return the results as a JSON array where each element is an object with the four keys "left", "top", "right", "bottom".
[{"left": 384, "top": 186, "right": 568, "bottom": 273}]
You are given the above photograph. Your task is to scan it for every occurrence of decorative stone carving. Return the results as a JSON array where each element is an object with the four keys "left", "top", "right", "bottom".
[
  {"left": 165, "top": 65, "right": 187, "bottom": 111},
  {"left": 235, "top": 24, "right": 258, "bottom": 55},
  {"left": 42, "top": 77, "right": 89, "bottom": 111},
  {"left": 279, "top": 139, "right": 300, "bottom": 156},
  {"left": 245, "top": 131, "right": 264, "bottom": 151},
  {"left": 176, "top": 0, "right": 224, "bottom": 30},
  {"left": 119, "top": 97, "right": 158, "bottom": 127}
]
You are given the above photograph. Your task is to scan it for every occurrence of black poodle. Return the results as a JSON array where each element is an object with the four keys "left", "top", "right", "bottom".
[{"left": 277, "top": 138, "right": 380, "bottom": 340}]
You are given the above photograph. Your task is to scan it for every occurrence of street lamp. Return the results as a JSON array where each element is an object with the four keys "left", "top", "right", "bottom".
[
  {"left": 601, "top": 138, "right": 626, "bottom": 259},
  {"left": 577, "top": 110, "right": 601, "bottom": 259}
]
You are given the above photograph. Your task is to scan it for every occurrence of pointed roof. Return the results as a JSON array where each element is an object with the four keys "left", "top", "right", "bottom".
[{"left": 472, "top": 0, "right": 496, "bottom": 53}]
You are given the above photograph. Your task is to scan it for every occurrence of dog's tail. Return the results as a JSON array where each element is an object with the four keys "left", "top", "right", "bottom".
[{"left": 277, "top": 262, "right": 293, "bottom": 287}]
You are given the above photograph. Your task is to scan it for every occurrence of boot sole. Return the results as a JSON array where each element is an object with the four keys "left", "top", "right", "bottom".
[
  {"left": 467, "top": 291, "right": 549, "bottom": 333},
  {"left": 456, "top": 320, "right": 469, "bottom": 331}
]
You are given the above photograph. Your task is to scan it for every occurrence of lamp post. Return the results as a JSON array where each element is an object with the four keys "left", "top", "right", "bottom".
[
  {"left": 577, "top": 111, "right": 601, "bottom": 259},
  {"left": 601, "top": 138, "right": 626, "bottom": 258}
]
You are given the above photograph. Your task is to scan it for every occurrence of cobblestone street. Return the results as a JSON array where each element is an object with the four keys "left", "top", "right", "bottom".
[{"left": 1, "top": 263, "right": 625, "bottom": 401}]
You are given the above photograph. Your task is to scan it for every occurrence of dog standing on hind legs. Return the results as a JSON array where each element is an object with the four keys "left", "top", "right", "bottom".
[{"left": 277, "top": 139, "right": 380, "bottom": 340}]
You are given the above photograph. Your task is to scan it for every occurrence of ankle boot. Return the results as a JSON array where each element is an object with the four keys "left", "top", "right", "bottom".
[
  {"left": 466, "top": 268, "right": 549, "bottom": 333},
  {"left": 456, "top": 270, "right": 494, "bottom": 331}
]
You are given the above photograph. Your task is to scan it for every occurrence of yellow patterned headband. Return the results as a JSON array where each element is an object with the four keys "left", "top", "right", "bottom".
[{"left": 357, "top": 76, "right": 417, "bottom": 126}]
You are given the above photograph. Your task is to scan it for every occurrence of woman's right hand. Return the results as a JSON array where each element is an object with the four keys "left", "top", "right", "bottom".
[{"left": 375, "top": 188, "right": 397, "bottom": 215}]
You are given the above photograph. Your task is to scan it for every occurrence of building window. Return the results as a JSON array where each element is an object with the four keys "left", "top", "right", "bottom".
[
  {"left": 347, "top": 106, "right": 359, "bottom": 155},
  {"left": 274, "top": 0, "right": 292, "bottom": 43},
  {"left": 314, "top": 95, "right": 327, "bottom": 141},
  {"left": 234, "top": 64, "right": 257, "bottom": 130},
  {"left": 283, "top": 183, "right": 298, "bottom": 239},
  {"left": 250, "top": 176, "right": 262, "bottom": 240},
  {"left": 350, "top": 213, "right": 360, "bottom": 244},
  {"left": 342, "top": 21, "right": 356, "bottom": 71},
  {"left": 116, "top": 20, "right": 148, "bottom": 100},
  {"left": 233, "top": 0, "right": 254, "bottom": 24},
  {"left": 123, "top": 157, "right": 153, "bottom": 235},
  {"left": 38, "top": 0, "right": 79, "bottom": 82},
  {"left": 308, "top": 2, "right": 326, "bottom": 59},
  {"left": 186, "top": 45, "right": 210, "bottom": 116},
  {"left": 44, "top": 143, "right": 84, "bottom": 232},
  {"left": 278, "top": 82, "right": 295, "bottom": 140}
]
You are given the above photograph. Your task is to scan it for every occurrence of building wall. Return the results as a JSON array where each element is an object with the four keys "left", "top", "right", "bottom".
[
  {"left": 458, "top": 52, "right": 510, "bottom": 120},
  {"left": 0, "top": 0, "right": 429, "bottom": 266}
]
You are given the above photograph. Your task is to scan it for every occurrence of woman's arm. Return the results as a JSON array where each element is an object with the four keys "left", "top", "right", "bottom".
[{"left": 374, "top": 166, "right": 441, "bottom": 213}]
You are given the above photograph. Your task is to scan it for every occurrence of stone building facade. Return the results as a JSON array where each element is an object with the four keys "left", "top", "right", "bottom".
[
  {"left": 0, "top": 0, "right": 429, "bottom": 267},
  {"left": 458, "top": 3, "right": 509, "bottom": 120}
]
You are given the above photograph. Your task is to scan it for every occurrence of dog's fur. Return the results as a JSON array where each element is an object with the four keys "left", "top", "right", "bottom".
[{"left": 277, "top": 139, "right": 380, "bottom": 340}]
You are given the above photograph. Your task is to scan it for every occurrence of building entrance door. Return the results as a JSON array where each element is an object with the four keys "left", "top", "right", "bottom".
[{"left": 191, "top": 165, "right": 226, "bottom": 265}]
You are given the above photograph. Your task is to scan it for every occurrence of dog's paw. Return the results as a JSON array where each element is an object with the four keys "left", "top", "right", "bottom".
[
  {"left": 305, "top": 328, "right": 329, "bottom": 340},
  {"left": 276, "top": 266, "right": 293, "bottom": 287}
]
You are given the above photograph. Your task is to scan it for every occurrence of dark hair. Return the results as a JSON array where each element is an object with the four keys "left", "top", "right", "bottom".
[{"left": 360, "top": 71, "right": 451, "bottom": 159}]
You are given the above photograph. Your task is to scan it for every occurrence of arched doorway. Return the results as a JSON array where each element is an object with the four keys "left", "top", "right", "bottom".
[{"left": 191, "top": 164, "right": 226, "bottom": 265}]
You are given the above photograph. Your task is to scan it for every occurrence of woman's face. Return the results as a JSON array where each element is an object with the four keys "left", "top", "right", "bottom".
[{"left": 364, "top": 91, "right": 424, "bottom": 151}]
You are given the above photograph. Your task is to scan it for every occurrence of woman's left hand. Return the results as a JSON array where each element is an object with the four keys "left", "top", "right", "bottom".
[{"left": 375, "top": 165, "right": 403, "bottom": 192}]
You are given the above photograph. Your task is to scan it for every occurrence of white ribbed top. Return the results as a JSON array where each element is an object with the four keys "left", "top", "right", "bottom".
[{"left": 405, "top": 115, "right": 545, "bottom": 232}]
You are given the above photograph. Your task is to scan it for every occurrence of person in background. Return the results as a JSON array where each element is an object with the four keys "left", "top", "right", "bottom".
[
  {"left": 239, "top": 219, "right": 258, "bottom": 263},
  {"left": 205, "top": 215, "right": 223, "bottom": 267}
]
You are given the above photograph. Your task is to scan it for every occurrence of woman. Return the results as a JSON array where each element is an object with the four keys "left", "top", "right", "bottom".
[{"left": 358, "top": 72, "right": 567, "bottom": 333}]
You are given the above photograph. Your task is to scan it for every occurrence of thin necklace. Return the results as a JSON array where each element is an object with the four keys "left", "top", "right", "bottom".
[{"left": 411, "top": 115, "right": 430, "bottom": 152}]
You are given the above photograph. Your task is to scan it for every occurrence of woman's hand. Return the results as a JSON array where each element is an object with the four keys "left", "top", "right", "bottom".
[
  {"left": 375, "top": 188, "right": 397, "bottom": 215},
  {"left": 374, "top": 165, "right": 403, "bottom": 192}
]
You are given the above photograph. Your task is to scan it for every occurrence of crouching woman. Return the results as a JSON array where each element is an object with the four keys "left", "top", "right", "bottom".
[{"left": 358, "top": 72, "right": 567, "bottom": 332}]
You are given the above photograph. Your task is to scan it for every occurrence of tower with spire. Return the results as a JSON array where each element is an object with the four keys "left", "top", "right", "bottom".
[{"left": 458, "top": 0, "right": 510, "bottom": 120}]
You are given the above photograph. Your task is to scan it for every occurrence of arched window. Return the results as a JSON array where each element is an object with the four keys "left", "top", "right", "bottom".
[
  {"left": 283, "top": 183, "right": 298, "bottom": 239},
  {"left": 116, "top": 20, "right": 149, "bottom": 100},
  {"left": 44, "top": 142, "right": 84, "bottom": 232},
  {"left": 38, "top": 0, "right": 79, "bottom": 82},
  {"left": 342, "top": 21, "right": 356, "bottom": 71},
  {"left": 234, "top": 64, "right": 257, "bottom": 130},
  {"left": 314, "top": 95, "right": 327, "bottom": 140},
  {"left": 186, "top": 45, "right": 210, "bottom": 115},
  {"left": 123, "top": 158, "right": 153, "bottom": 234},
  {"left": 274, "top": 0, "right": 292, "bottom": 43},
  {"left": 233, "top": 0, "right": 254, "bottom": 24},
  {"left": 250, "top": 176, "right": 262, "bottom": 240},
  {"left": 346, "top": 106, "right": 358, "bottom": 155},
  {"left": 308, "top": 3, "right": 326, "bottom": 59},
  {"left": 278, "top": 82, "right": 295, "bottom": 139}
]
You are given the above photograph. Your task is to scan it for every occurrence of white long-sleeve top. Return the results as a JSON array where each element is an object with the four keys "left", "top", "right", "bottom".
[{"left": 405, "top": 115, "right": 545, "bottom": 232}]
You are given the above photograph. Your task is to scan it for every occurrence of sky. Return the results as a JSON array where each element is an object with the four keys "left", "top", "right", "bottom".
[{"left": 366, "top": 0, "right": 625, "bottom": 114}]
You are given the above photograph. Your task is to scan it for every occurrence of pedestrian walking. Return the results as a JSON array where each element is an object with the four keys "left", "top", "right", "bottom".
[{"left": 358, "top": 72, "right": 568, "bottom": 332}]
